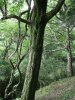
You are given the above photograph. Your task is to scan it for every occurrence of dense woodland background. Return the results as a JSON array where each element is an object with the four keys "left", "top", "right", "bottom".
[{"left": 0, "top": 0, "right": 75, "bottom": 100}]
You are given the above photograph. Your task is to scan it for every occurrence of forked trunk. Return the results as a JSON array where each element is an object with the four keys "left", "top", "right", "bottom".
[{"left": 21, "top": 0, "right": 65, "bottom": 99}]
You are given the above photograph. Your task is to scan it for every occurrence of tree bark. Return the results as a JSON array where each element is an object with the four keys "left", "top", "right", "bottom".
[{"left": 66, "top": 27, "right": 73, "bottom": 77}]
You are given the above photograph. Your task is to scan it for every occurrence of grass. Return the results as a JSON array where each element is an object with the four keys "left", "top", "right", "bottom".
[{"left": 35, "top": 76, "right": 75, "bottom": 100}]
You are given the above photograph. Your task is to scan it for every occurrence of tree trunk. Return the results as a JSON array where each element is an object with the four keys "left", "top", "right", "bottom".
[
  {"left": 66, "top": 27, "right": 73, "bottom": 77},
  {"left": 21, "top": 1, "right": 47, "bottom": 100}
]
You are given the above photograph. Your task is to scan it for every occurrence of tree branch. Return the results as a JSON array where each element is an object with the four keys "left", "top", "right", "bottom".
[
  {"left": 20, "top": 10, "right": 29, "bottom": 16},
  {"left": 45, "top": 47, "right": 66, "bottom": 54},
  {"left": 0, "top": 8, "right": 5, "bottom": 17},
  {"left": 4, "top": 0, "right": 7, "bottom": 16},
  {"left": 1, "top": 14, "right": 32, "bottom": 24},
  {"left": 46, "top": 0, "right": 65, "bottom": 22}
]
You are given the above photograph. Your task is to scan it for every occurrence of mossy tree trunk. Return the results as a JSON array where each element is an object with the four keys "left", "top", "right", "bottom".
[
  {"left": 21, "top": 1, "right": 47, "bottom": 100},
  {"left": 21, "top": 0, "right": 65, "bottom": 100}
]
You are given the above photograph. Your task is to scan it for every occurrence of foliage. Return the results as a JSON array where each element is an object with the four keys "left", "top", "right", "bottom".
[
  {"left": 0, "top": 0, "right": 4, "bottom": 7},
  {"left": 0, "top": 0, "right": 75, "bottom": 99},
  {"left": 0, "top": 60, "right": 11, "bottom": 80}
]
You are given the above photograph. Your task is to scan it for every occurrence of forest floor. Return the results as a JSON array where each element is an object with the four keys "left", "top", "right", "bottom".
[{"left": 35, "top": 76, "right": 75, "bottom": 100}]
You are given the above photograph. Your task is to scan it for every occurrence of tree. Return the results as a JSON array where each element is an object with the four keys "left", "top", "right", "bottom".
[
  {"left": 20, "top": 0, "right": 65, "bottom": 100},
  {"left": 0, "top": 0, "right": 65, "bottom": 100},
  {"left": 57, "top": 0, "right": 75, "bottom": 76},
  {"left": 65, "top": 0, "right": 75, "bottom": 76},
  {"left": 66, "top": 26, "right": 73, "bottom": 76}
]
